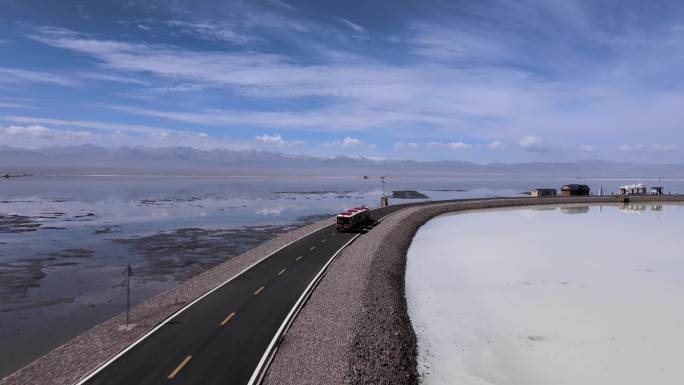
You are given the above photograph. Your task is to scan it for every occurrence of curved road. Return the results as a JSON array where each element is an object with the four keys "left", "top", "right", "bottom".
[{"left": 78, "top": 204, "right": 405, "bottom": 385}]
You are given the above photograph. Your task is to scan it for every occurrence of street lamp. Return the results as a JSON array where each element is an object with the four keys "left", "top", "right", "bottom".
[{"left": 379, "top": 176, "right": 388, "bottom": 207}]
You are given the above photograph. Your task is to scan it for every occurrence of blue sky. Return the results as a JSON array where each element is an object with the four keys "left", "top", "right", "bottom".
[{"left": 1, "top": 0, "right": 683, "bottom": 162}]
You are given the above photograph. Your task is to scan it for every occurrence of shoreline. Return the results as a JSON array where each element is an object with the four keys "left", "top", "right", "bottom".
[{"left": 3, "top": 196, "right": 684, "bottom": 385}]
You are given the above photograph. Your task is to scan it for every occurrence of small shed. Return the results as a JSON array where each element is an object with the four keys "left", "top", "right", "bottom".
[
  {"left": 530, "top": 188, "right": 557, "bottom": 197},
  {"left": 561, "top": 184, "right": 590, "bottom": 196}
]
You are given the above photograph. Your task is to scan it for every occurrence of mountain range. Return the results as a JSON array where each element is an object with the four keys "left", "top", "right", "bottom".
[{"left": 0, "top": 145, "right": 682, "bottom": 178}]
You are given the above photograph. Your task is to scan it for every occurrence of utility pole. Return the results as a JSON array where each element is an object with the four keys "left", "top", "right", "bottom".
[
  {"left": 379, "top": 176, "right": 388, "bottom": 207},
  {"left": 125, "top": 264, "right": 132, "bottom": 327}
]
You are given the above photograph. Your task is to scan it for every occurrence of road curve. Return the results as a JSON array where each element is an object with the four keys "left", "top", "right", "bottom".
[{"left": 77, "top": 204, "right": 406, "bottom": 385}]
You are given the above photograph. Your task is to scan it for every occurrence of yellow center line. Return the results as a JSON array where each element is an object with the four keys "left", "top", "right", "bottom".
[
  {"left": 278, "top": 268, "right": 286, "bottom": 276},
  {"left": 296, "top": 256, "right": 302, "bottom": 261},
  {"left": 309, "top": 246, "right": 316, "bottom": 251},
  {"left": 167, "top": 355, "right": 192, "bottom": 379},
  {"left": 220, "top": 312, "right": 236, "bottom": 326},
  {"left": 254, "top": 286, "right": 265, "bottom": 295}
]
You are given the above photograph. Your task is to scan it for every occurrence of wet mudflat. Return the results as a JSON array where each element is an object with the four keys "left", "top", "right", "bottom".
[{"left": 407, "top": 203, "right": 684, "bottom": 385}]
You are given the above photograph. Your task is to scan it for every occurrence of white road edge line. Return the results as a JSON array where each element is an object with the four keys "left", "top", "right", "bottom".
[
  {"left": 246, "top": 206, "right": 412, "bottom": 385},
  {"left": 73, "top": 220, "right": 335, "bottom": 385}
]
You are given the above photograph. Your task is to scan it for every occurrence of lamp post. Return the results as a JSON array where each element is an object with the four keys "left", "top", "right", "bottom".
[{"left": 379, "top": 176, "right": 388, "bottom": 207}]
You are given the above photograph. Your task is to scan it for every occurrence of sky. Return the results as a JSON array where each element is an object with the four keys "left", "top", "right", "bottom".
[{"left": 1, "top": 0, "right": 683, "bottom": 163}]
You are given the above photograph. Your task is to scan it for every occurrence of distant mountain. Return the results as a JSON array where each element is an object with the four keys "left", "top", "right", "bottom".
[{"left": 0, "top": 145, "right": 682, "bottom": 177}]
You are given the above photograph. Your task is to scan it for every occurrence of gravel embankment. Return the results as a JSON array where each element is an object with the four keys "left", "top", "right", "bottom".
[
  {"left": 264, "top": 195, "right": 684, "bottom": 385},
  {"left": 0, "top": 218, "right": 335, "bottom": 385}
]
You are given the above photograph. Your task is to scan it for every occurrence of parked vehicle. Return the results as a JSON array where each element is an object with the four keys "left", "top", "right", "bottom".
[{"left": 336, "top": 205, "right": 370, "bottom": 232}]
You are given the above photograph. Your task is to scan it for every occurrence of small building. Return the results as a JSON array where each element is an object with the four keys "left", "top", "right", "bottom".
[
  {"left": 618, "top": 183, "right": 646, "bottom": 195},
  {"left": 561, "top": 184, "right": 590, "bottom": 196},
  {"left": 651, "top": 186, "right": 664, "bottom": 195},
  {"left": 530, "top": 188, "right": 557, "bottom": 197}
]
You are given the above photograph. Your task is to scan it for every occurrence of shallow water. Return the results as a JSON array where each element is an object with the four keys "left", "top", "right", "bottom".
[{"left": 406, "top": 203, "right": 684, "bottom": 385}]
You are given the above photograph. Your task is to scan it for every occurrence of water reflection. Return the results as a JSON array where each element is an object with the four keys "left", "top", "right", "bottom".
[
  {"left": 559, "top": 205, "right": 590, "bottom": 214},
  {"left": 618, "top": 203, "right": 648, "bottom": 214}
]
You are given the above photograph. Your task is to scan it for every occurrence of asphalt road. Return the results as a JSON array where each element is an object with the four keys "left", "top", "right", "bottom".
[{"left": 80, "top": 204, "right": 404, "bottom": 385}]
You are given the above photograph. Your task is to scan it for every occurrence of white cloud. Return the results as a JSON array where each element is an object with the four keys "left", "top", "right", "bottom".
[
  {"left": 166, "top": 20, "right": 261, "bottom": 44},
  {"left": 394, "top": 141, "right": 472, "bottom": 151},
  {"left": 338, "top": 18, "right": 365, "bottom": 33},
  {"left": 0, "top": 102, "right": 34, "bottom": 109},
  {"left": 393, "top": 142, "right": 419, "bottom": 150},
  {"left": 0, "top": 67, "right": 76, "bottom": 86},
  {"left": 439, "top": 141, "right": 471, "bottom": 150},
  {"left": 340, "top": 137, "right": 361, "bottom": 147},
  {"left": 488, "top": 141, "right": 506, "bottom": 150},
  {"left": 79, "top": 72, "right": 149, "bottom": 85},
  {"left": 267, "top": 0, "right": 296, "bottom": 11},
  {"left": 619, "top": 144, "right": 642, "bottom": 152},
  {"left": 23, "top": 22, "right": 684, "bottom": 160},
  {"left": 0, "top": 123, "right": 252, "bottom": 150},
  {"left": 109, "top": 105, "right": 393, "bottom": 132},
  {"left": 323, "top": 137, "right": 375, "bottom": 150},
  {"left": 255, "top": 134, "right": 285, "bottom": 145},
  {"left": 156, "top": 84, "right": 206, "bottom": 92},
  {"left": 3, "top": 115, "right": 174, "bottom": 134},
  {"left": 410, "top": 23, "right": 509, "bottom": 62},
  {"left": 579, "top": 144, "right": 597, "bottom": 153},
  {"left": 0, "top": 124, "right": 92, "bottom": 140},
  {"left": 651, "top": 144, "right": 679, "bottom": 152},
  {"left": 254, "top": 133, "right": 305, "bottom": 147},
  {"left": 519, "top": 136, "right": 547, "bottom": 152},
  {"left": 619, "top": 144, "right": 679, "bottom": 153}
]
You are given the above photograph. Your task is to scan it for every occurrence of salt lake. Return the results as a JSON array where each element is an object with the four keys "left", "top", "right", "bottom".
[{"left": 407, "top": 203, "right": 684, "bottom": 385}]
